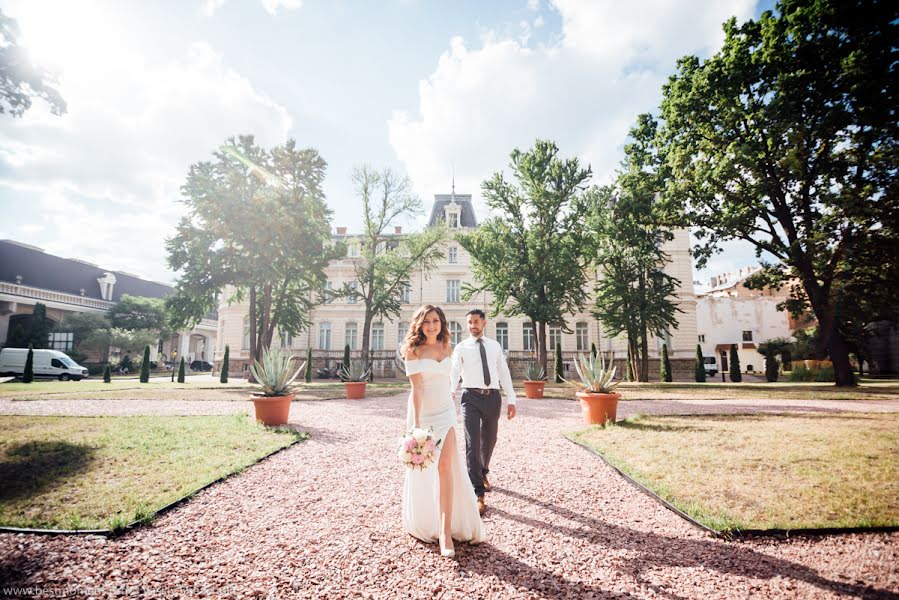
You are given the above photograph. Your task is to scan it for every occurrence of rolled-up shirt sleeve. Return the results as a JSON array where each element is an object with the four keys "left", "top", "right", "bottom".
[{"left": 495, "top": 342, "right": 517, "bottom": 406}]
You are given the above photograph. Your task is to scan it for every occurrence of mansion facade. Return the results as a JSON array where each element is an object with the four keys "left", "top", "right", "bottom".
[{"left": 214, "top": 192, "right": 699, "bottom": 380}]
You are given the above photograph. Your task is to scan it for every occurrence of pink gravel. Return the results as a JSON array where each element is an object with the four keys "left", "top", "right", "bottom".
[{"left": 1, "top": 394, "right": 897, "bottom": 599}]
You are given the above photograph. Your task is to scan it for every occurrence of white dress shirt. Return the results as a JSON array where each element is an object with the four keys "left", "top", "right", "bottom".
[{"left": 450, "top": 335, "right": 517, "bottom": 406}]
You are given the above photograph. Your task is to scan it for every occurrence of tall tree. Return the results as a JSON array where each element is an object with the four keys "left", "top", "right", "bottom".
[
  {"left": 22, "top": 344, "right": 33, "bottom": 383},
  {"left": 660, "top": 343, "right": 672, "bottom": 382},
  {"left": 459, "top": 140, "right": 593, "bottom": 373},
  {"left": 590, "top": 117, "right": 683, "bottom": 382},
  {"left": 140, "top": 345, "right": 151, "bottom": 383},
  {"left": 166, "top": 135, "right": 339, "bottom": 364},
  {"left": 657, "top": 0, "right": 898, "bottom": 386},
  {"left": 220, "top": 344, "right": 230, "bottom": 384},
  {"left": 54, "top": 313, "right": 113, "bottom": 362},
  {"left": 347, "top": 165, "right": 446, "bottom": 362},
  {"left": 109, "top": 295, "right": 170, "bottom": 334},
  {"left": 0, "top": 10, "right": 66, "bottom": 118},
  {"left": 729, "top": 344, "right": 742, "bottom": 383},
  {"left": 694, "top": 344, "right": 706, "bottom": 382}
]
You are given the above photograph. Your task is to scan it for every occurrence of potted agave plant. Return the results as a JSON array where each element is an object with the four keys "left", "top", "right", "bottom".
[
  {"left": 564, "top": 352, "right": 621, "bottom": 425},
  {"left": 249, "top": 347, "right": 305, "bottom": 426},
  {"left": 340, "top": 359, "right": 372, "bottom": 400},
  {"left": 523, "top": 361, "right": 547, "bottom": 399}
]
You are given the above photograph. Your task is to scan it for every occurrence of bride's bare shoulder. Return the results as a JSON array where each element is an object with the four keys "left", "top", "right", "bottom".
[{"left": 401, "top": 344, "right": 419, "bottom": 361}]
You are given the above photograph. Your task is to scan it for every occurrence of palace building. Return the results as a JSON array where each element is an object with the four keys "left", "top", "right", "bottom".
[{"left": 214, "top": 191, "right": 699, "bottom": 379}]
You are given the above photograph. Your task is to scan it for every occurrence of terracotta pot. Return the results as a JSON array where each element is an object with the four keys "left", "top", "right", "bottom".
[
  {"left": 523, "top": 380, "right": 545, "bottom": 399},
  {"left": 576, "top": 391, "right": 620, "bottom": 426},
  {"left": 251, "top": 393, "right": 294, "bottom": 426},
  {"left": 345, "top": 381, "right": 367, "bottom": 400}
]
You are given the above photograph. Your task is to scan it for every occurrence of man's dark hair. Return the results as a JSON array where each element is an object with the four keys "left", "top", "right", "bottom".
[{"left": 466, "top": 309, "right": 486, "bottom": 319}]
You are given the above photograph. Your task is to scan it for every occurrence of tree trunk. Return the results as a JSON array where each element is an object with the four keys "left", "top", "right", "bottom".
[
  {"left": 248, "top": 286, "right": 258, "bottom": 382},
  {"left": 537, "top": 320, "right": 548, "bottom": 376},
  {"left": 803, "top": 278, "right": 856, "bottom": 387},
  {"left": 361, "top": 306, "right": 374, "bottom": 367},
  {"left": 639, "top": 328, "right": 649, "bottom": 383}
]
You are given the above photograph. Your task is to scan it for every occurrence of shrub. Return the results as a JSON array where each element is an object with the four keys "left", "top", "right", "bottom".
[
  {"left": 341, "top": 344, "right": 351, "bottom": 381},
  {"left": 765, "top": 353, "right": 779, "bottom": 382},
  {"left": 554, "top": 343, "right": 563, "bottom": 383},
  {"left": 694, "top": 344, "right": 706, "bottom": 382},
  {"left": 103, "top": 364, "right": 111, "bottom": 383},
  {"left": 220, "top": 345, "right": 230, "bottom": 383},
  {"left": 729, "top": 344, "right": 742, "bottom": 382},
  {"left": 177, "top": 357, "right": 186, "bottom": 383},
  {"left": 304, "top": 348, "right": 312, "bottom": 383},
  {"left": 140, "top": 345, "right": 151, "bottom": 383},
  {"left": 661, "top": 343, "right": 672, "bottom": 382},
  {"left": 23, "top": 344, "right": 34, "bottom": 383},
  {"left": 591, "top": 342, "right": 597, "bottom": 360}
]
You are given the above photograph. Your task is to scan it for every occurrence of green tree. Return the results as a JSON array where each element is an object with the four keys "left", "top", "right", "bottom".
[
  {"left": 346, "top": 166, "right": 446, "bottom": 362},
  {"left": 54, "top": 313, "right": 113, "bottom": 362},
  {"left": 22, "top": 344, "right": 33, "bottom": 383},
  {"left": 0, "top": 10, "right": 66, "bottom": 118},
  {"left": 220, "top": 344, "right": 230, "bottom": 383},
  {"left": 729, "top": 344, "right": 742, "bottom": 383},
  {"left": 102, "top": 364, "right": 111, "bottom": 383},
  {"left": 177, "top": 357, "right": 186, "bottom": 383},
  {"left": 304, "top": 347, "right": 312, "bottom": 383},
  {"left": 109, "top": 295, "right": 170, "bottom": 335},
  {"left": 28, "top": 303, "right": 50, "bottom": 349},
  {"left": 657, "top": 0, "right": 898, "bottom": 386},
  {"left": 166, "top": 135, "right": 339, "bottom": 364},
  {"left": 694, "top": 344, "right": 706, "bottom": 382},
  {"left": 553, "top": 343, "right": 563, "bottom": 383},
  {"left": 459, "top": 140, "right": 593, "bottom": 374},
  {"left": 110, "top": 328, "right": 158, "bottom": 357},
  {"left": 342, "top": 343, "right": 351, "bottom": 380},
  {"left": 590, "top": 122, "right": 682, "bottom": 383},
  {"left": 661, "top": 343, "right": 672, "bottom": 382},
  {"left": 765, "top": 353, "right": 779, "bottom": 383},
  {"left": 139, "top": 345, "right": 151, "bottom": 383}
]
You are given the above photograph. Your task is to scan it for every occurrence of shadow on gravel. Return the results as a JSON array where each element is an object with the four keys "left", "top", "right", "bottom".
[
  {"left": 492, "top": 487, "right": 895, "bottom": 599},
  {"left": 0, "top": 441, "right": 95, "bottom": 503}
]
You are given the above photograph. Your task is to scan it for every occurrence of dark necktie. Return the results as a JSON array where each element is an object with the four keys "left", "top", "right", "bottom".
[{"left": 477, "top": 338, "right": 491, "bottom": 386}]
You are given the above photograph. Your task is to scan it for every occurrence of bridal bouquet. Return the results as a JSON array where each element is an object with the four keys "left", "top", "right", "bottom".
[{"left": 398, "top": 427, "right": 442, "bottom": 471}]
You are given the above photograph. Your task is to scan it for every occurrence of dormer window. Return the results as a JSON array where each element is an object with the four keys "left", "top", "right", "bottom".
[
  {"left": 97, "top": 272, "right": 117, "bottom": 301},
  {"left": 445, "top": 204, "right": 461, "bottom": 228}
]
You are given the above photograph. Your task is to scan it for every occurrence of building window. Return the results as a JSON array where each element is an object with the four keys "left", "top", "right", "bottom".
[
  {"left": 325, "top": 280, "right": 334, "bottom": 303},
  {"left": 495, "top": 322, "right": 508, "bottom": 351},
  {"left": 446, "top": 279, "right": 460, "bottom": 303},
  {"left": 523, "top": 322, "right": 535, "bottom": 352},
  {"left": 575, "top": 322, "right": 588, "bottom": 352},
  {"left": 372, "top": 322, "right": 385, "bottom": 350},
  {"left": 242, "top": 316, "right": 250, "bottom": 350},
  {"left": 698, "top": 334, "right": 706, "bottom": 343},
  {"left": 345, "top": 322, "right": 358, "bottom": 350},
  {"left": 742, "top": 330, "right": 753, "bottom": 342},
  {"left": 349, "top": 244, "right": 359, "bottom": 258},
  {"left": 448, "top": 246, "right": 458, "bottom": 263},
  {"left": 347, "top": 281, "right": 358, "bottom": 304},
  {"left": 49, "top": 332, "right": 73, "bottom": 352},
  {"left": 446, "top": 209, "right": 459, "bottom": 228},
  {"left": 279, "top": 329, "right": 292, "bottom": 348},
  {"left": 399, "top": 283, "right": 410, "bottom": 304},
  {"left": 449, "top": 321, "right": 463, "bottom": 346},
  {"left": 318, "top": 322, "right": 331, "bottom": 350},
  {"left": 549, "top": 325, "right": 562, "bottom": 351},
  {"left": 397, "top": 322, "right": 408, "bottom": 348}
]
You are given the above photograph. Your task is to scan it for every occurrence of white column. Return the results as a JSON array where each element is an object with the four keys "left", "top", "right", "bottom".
[{"left": 179, "top": 333, "right": 191, "bottom": 364}]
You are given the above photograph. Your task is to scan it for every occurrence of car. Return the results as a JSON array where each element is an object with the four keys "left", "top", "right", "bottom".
[
  {"left": 0, "top": 348, "right": 89, "bottom": 380},
  {"left": 190, "top": 360, "right": 213, "bottom": 372},
  {"left": 703, "top": 356, "right": 719, "bottom": 377}
]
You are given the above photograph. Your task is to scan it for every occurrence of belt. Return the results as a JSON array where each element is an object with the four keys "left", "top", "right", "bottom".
[{"left": 465, "top": 388, "right": 497, "bottom": 395}]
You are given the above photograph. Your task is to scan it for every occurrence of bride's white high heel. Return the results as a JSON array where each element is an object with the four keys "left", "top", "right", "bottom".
[{"left": 439, "top": 532, "right": 455, "bottom": 558}]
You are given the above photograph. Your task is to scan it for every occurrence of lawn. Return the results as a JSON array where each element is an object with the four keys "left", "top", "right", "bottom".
[
  {"left": 0, "top": 414, "right": 305, "bottom": 531},
  {"left": 568, "top": 412, "right": 899, "bottom": 532}
]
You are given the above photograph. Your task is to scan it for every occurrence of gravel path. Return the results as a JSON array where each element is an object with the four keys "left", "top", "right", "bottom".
[{"left": 1, "top": 394, "right": 897, "bottom": 599}]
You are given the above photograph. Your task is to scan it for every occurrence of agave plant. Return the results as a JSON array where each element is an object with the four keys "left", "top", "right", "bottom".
[
  {"left": 250, "top": 347, "right": 305, "bottom": 397},
  {"left": 564, "top": 352, "right": 620, "bottom": 394},
  {"left": 524, "top": 361, "right": 546, "bottom": 381},
  {"left": 339, "top": 359, "right": 372, "bottom": 382}
]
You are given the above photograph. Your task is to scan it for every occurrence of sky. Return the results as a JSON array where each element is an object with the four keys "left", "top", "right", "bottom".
[{"left": 0, "top": 0, "right": 776, "bottom": 288}]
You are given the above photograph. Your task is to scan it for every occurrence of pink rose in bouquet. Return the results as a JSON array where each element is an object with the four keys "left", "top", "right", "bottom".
[{"left": 398, "top": 427, "right": 442, "bottom": 471}]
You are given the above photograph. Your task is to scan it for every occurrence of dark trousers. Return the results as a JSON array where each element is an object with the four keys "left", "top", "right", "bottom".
[{"left": 460, "top": 389, "right": 501, "bottom": 498}]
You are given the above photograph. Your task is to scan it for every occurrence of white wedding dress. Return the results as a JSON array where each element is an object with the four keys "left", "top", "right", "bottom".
[{"left": 402, "top": 358, "right": 485, "bottom": 544}]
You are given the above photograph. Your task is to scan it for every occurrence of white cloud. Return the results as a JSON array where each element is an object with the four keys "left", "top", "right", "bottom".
[
  {"left": 202, "top": 0, "right": 302, "bottom": 16},
  {"left": 1, "top": 22, "right": 292, "bottom": 283},
  {"left": 389, "top": 0, "right": 757, "bottom": 218}
]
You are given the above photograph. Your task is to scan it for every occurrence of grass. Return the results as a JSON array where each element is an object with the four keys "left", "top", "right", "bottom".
[
  {"left": 0, "top": 414, "right": 305, "bottom": 530},
  {"left": 568, "top": 412, "right": 899, "bottom": 532}
]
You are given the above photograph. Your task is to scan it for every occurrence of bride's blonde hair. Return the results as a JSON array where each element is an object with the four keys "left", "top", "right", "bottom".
[{"left": 402, "top": 304, "right": 450, "bottom": 358}]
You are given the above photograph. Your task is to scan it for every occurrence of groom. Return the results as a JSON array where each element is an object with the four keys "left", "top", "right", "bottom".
[{"left": 450, "top": 309, "right": 517, "bottom": 515}]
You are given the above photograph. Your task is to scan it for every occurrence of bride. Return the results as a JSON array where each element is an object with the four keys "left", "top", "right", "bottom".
[{"left": 401, "top": 304, "right": 485, "bottom": 557}]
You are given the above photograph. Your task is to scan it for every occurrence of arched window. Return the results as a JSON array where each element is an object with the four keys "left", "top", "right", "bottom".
[
  {"left": 345, "top": 322, "right": 358, "bottom": 350},
  {"left": 371, "top": 322, "right": 385, "bottom": 350},
  {"left": 449, "top": 321, "right": 463, "bottom": 346},
  {"left": 318, "top": 322, "right": 331, "bottom": 350}
]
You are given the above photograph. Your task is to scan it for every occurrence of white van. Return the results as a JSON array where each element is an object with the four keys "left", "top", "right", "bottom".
[
  {"left": 0, "top": 348, "right": 89, "bottom": 381},
  {"left": 703, "top": 355, "right": 719, "bottom": 377}
]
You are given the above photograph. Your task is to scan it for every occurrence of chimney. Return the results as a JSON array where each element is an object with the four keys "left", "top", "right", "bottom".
[
  {"left": 336, "top": 227, "right": 347, "bottom": 235},
  {"left": 395, "top": 226, "right": 402, "bottom": 235},
  {"left": 710, "top": 276, "right": 718, "bottom": 288}
]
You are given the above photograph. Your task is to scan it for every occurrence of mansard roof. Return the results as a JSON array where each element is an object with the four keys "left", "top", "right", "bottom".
[
  {"left": 427, "top": 193, "right": 478, "bottom": 228},
  {"left": 0, "top": 239, "right": 172, "bottom": 302}
]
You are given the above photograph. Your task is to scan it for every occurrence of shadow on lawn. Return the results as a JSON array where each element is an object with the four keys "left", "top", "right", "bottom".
[
  {"left": 490, "top": 487, "right": 896, "bottom": 599},
  {"left": 0, "top": 441, "right": 95, "bottom": 503}
]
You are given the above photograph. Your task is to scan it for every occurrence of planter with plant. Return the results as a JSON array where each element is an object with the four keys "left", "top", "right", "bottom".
[
  {"left": 249, "top": 348, "right": 305, "bottom": 426},
  {"left": 340, "top": 359, "right": 372, "bottom": 399},
  {"left": 523, "top": 362, "right": 547, "bottom": 399},
  {"left": 564, "top": 352, "right": 621, "bottom": 425}
]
